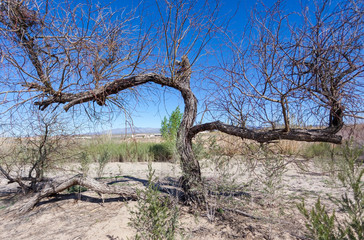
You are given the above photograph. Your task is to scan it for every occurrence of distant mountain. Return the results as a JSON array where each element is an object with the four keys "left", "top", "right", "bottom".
[{"left": 89, "top": 127, "right": 160, "bottom": 135}]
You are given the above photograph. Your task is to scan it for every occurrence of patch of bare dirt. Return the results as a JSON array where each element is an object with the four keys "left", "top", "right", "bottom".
[{"left": 0, "top": 160, "right": 353, "bottom": 240}]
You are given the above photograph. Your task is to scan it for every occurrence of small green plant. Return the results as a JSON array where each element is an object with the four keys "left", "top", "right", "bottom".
[
  {"left": 67, "top": 185, "right": 88, "bottom": 193},
  {"left": 257, "top": 145, "right": 287, "bottom": 199},
  {"left": 97, "top": 150, "right": 110, "bottom": 178},
  {"left": 297, "top": 198, "right": 341, "bottom": 239},
  {"left": 298, "top": 142, "right": 364, "bottom": 240},
  {"left": 192, "top": 136, "right": 208, "bottom": 160},
  {"left": 79, "top": 151, "right": 91, "bottom": 176},
  {"left": 129, "top": 163, "right": 180, "bottom": 240}
]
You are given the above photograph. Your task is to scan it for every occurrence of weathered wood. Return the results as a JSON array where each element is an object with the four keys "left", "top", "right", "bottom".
[
  {"left": 189, "top": 121, "right": 342, "bottom": 144},
  {"left": 34, "top": 74, "right": 173, "bottom": 111},
  {"left": 174, "top": 57, "right": 204, "bottom": 203},
  {"left": 19, "top": 175, "right": 137, "bottom": 213}
]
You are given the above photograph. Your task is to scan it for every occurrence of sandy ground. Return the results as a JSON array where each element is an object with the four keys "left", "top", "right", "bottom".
[{"left": 0, "top": 158, "right": 356, "bottom": 240}]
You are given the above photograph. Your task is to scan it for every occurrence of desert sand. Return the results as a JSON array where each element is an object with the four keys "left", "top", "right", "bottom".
[{"left": 0, "top": 159, "right": 353, "bottom": 240}]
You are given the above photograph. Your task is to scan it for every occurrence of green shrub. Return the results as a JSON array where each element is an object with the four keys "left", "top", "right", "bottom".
[
  {"left": 79, "top": 151, "right": 91, "bottom": 176},
  {"left": 260, "top": 153, "right": 286, "bottom": 197},
  {"left": 297, "top": 198, "right": 341, "bottom": 240},
  {"left": 303, "top": 142, "right": 336, "bottom": 159},
  {"left": 67, "top": 185, "right": 88, "bottom": 193},
  {"left": 298, "top": 142, "right": 364, "bottom": 240},
  {"left": 97, "top": 150, "right": 110, "bottom": 178},
  {"left": 192, "top": 137, "right": 208, "bottom": 160},
  {"left": 129, "top": 164, "right": 180, "bottom": 240}
]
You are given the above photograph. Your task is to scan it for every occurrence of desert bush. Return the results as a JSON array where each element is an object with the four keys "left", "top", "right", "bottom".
[
  {"left": 129, "top": 164, "right": 180, "bottom": 240},
  {"left": 302, "top": 140, "right": 364, "bottom": 184},
  {"left": 0, "top": 113, "right": 74, "bottom": 193},
  {"left": 249, "top": 145, "right": 287, "bottom": 200},
  {"left": 303, "top": 142, "right": 337, "bottom": 159},
  {"left": 260, "top": 154, "right": 286, "bottom": 198},
  {"left": 192, "top": 136, "right": 209, "bottom": 160},
  {"left": 298, "top": 142, "right": 364, "bottom": 240},
  {"left": 297, "top": 198, "right": 341, "bottom": 239},
  {"left": 67, "top": 185, "right": 88, "bottom": 194},
  {"left": 202, "top": 152, "right": 252, "bottom": 222},
  {"left": 79, "top": 151, "right": 91, "bottom": 177},
  {"left": 199, "top": 135, "right": 220, "bottom": 157},
  {"left": 96, "top": 150, "right": 110, "bottom": 178}
]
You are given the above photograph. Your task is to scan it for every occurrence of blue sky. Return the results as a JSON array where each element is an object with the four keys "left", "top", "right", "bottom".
[
  {"left": 2, "top": 0, "right": 357, "bottom": 134},
  {"left": 99, "top": 0, "right": 237, "bottom": 130},
  {"left": 104, "top": 0, "right": 302, "bottom": 130}
]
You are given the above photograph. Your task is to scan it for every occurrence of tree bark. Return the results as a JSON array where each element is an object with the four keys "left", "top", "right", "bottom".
[
  {"left": 18, "top": 175, "right": 137, "bottom": 214},
  {"left": 175, "top": 78, "right": 203, "bottom": 203},
  {"left": 189, "top": 121, "right": 342, "bottom": 144}
]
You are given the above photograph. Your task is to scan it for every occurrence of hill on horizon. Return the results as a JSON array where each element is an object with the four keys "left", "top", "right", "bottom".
[{"left": 88, "top": 127, "right": 161, "bottom": 135}]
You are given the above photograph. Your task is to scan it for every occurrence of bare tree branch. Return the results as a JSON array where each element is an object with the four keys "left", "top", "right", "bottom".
[{"left": 189, "top": 121, "right": 342, "bottom": 144}]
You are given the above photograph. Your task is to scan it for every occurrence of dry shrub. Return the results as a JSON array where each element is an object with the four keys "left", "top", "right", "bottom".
[
  {"left": 270, "top": 140, "right": 312, "bottom": 156},
  {"left": 195, "top": 132, "right": 260, "bottom": 157}
]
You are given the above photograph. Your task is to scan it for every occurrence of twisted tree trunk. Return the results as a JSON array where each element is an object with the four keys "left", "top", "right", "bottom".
[{"left": 175, "top": 69, "right": 204, "bottom": 203}]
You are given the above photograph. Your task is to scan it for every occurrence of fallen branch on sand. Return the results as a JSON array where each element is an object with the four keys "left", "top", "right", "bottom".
[{"left": 18, "top": 175, "right": 138, "bottom": 214}]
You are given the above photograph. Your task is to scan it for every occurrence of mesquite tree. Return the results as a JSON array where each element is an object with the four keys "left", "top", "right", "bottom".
[
  {"left": 0, "top": 0, "right": 363, "bottom": 210},
  {"left": 210, "top": 0, "right": 363, "bottom": 134}
]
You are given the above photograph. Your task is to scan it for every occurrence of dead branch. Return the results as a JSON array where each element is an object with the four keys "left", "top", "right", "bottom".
[
  {"left": 18, "top": 175, "right": 138, "bottom": 214},
  {"left": 189, "top": 121, "right": 342, "bottom": 144}
]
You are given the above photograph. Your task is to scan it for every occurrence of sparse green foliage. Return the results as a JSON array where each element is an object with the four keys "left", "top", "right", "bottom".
[
  {"left": 258, "top": 145, "right": 287, "bottom": 198},
  {"left": 298, "top": 142, "right": 364, "bottom": 240},
  {"left": 96, "top": 150, "right": 110, "bottom": 178},
  {"left": 149, "top": 142, "right": 175, "bottom": 162},
  {"left": 192, "top": 136, "right": 208, "bottom": 160},
  {"left": 129, "top": 164, "right": 180, "bottom": 240},
  {"left": 79, "top": 152, "right": 91, "bottom": 177},
  {"left": 303, "top": 143, "right": 336, "bottom": 159},
  {"left": 261, "top": 157, "right": 286, "bottom": 197},
  {"left": 203, "top": 152, "right": 251, "bottom": 222},
  {"left": 67, "top": 185, "right": 88, "bottom": 194},
  {"left": 297, "top": 198, "right": 341, "bottom": 240},
  {"left": 331, "top": 142, "right": 364, "bottom": 240}
]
